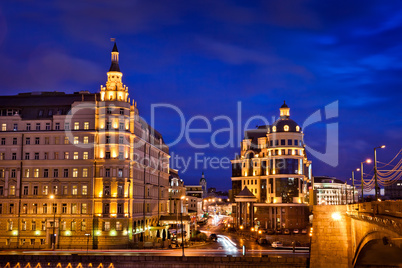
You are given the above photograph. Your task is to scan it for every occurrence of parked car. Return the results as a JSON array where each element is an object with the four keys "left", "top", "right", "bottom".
[
  {"left": 258, "top": 238, "right": 268, "bottom": 245},
  {"left": 293, "top": 229, "right": 299, "bottom": 234},
  {"left": 271, "top": 241, "right": 283, "bottom": 248},
  {"left": 301, "top": 229, "right": 307, "bottom": 234},
  {"left": 275, "top": 229, "right": 282, "bottom": 234},
  {"left": 209, "top": 233, "right": 217, "bottom": 241},
  {"left": 266, "top": 229, "right": 275, "bottom": 235},
  {"left": 284, "top": 229, "right": 290, "bottom": 235}
]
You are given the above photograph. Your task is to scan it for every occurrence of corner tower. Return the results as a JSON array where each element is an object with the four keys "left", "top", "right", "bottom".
[{"left": 100, "top": 42, "right": 129, "bottom": 102}]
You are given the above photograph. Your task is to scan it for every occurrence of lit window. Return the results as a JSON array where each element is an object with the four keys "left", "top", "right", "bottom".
[
  {"left": 82, "top": 168, "right": 88, "bottom": 177},
  {"left": 83, "top": 152, "right": 88, "bottom": 159},
  {"left": 284, "top": 125, "right": 289, "bottom": 131},
  {"left": 72, "top": 168, "right": 78, "bottom": 177},
  {"left": 296, "top": 126, "right": 300, "bottom": 132},
  {"left": 74, "top": 137, "right": 79, "bottom": 145},
  {"left": 81, "top": 220, "right": 87, "bottom": 230},
  {"left": 84, "top": 122, "right": 89, "bottom": 130},
  {"left": 73, "top": 152, "right": 78, "bottom": 160},
  {"left": 72, "top": 185, "right": 78, "bottom": 195},
  {"left": 74, "top": 122, "right": 79, "bottom": 130},
  {"left": 34, "top": 169, "right": 39, "bottom": 178},
  {"left": 272, "top": 126, "right": 276, "bottom": 132},
  {"left": 83, "top": 136, "right": 88, "bottom": 144},
  {"left": 82, "top": 185, "right": 88, "bottom": 195},
  {"left": 1, "top": 124, "right": 6, "bottom": 131},
  {"left": 64, "top": 137, "right": 69, "bottom": 144},
  {"left": 64, "top": 152, "right": 69, "bottom": 159}
]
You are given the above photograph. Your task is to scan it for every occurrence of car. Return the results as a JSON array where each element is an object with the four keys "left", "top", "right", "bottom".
[
  {"left": 293, "top": 229, "right": 299, "bottom": 234},
  {"left": 301, "top": 229, "right": 307, "bottom": 234},
  {"left": 257, "top": 238, "right": 268, "bottom": 245},
  {"left": 271, "top": 241, "right": 283, "bottom": 248},
  {"left": 284, "top": 229, "right": 290, "bottom": 235},
  {"left": 266, "top": 229, "right": 275, "bottom": 235},
  {"left": 275, "top": 229, "right": 282, "bottom": 234},
  {"left": 209, "top": 233, "right": 217, "bottom": 241}
]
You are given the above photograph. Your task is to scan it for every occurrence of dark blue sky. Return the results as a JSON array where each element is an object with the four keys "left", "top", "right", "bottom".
[{"left": 0, "top": 0, "right": 401, "bottom": 191}]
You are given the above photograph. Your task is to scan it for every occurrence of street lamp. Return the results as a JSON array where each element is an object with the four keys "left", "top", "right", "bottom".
[
  {"left": 350, "top": 168, "right": 359, "bottom": 204},
  {"left": 85, "top": 233, "right": 91, "bottom": 253},
  {"left": 180, "top": 195, "right": 185, "bottom": 257},
  {"left": 374, "top": 145, "right": 386, "bottom": 200},
  {"left": 360, "top": 159, "right": 371, "bottom": 202},
  {"left": 49, "top": 194, "right": 56, "bottom": 250}
]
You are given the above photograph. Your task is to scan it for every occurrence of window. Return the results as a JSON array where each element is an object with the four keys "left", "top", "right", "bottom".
[
  {"left": 71, "top": 203, "right": 77, "bottom": 214},
  {"left": 33, "top": 203, "right": 38, "bottom": 214},
  {"left": 119, "top": 136, "right": 123, "bottom": 144},
  {"left": 288, "top": 139, "right": 292, "bottom": 145},
  {"left": 63, "top": 169, "right": 68, "bottom": 177},
  {"left": 281, "top": 139, "right": 286, "bottom": 146},
  {"left": 42, "top": 204, "right": 47, "bottom": 214},
  {"left": 81, "top": 220, "right": 87, "bottom": 231},
  {"left": 1, "top": 138, "right": 5, "bottom": 145},
  {"left": 1, "top": 123, "right": 6, "bottom": 131},
  {"left": 119, "top": 152, "right": 124, "bottom": 160},
  {"left": 117, "top": 203, "right": 123, "bottom": 214},
  {"left": 62, "top": 203, "right": 67, "bottom": 213},
  {"left": 0, "top": 204, "right": 2, "bottom": 214},
  {"left": 65, "top": 123, "right": 69, "bottom": 130},
  {"left": 55, "top": 123, "right": 60, "bottom": 130},
  {"left": 82, "top": 185, "right": 88, "bottom": 195},
  {"left": 63, "top": 185, "right": 68, "bottom": 195},
  {"left": 33, "top": 186, "right": 38, "bottom": 195},
  {"left": 294, "top": 140, "right": 298, "bottom": 146},
  {"left": 11, "top": 169, "right": 16, "bottom": 178},
  {"left": 13, "top": 138, "right": 17, "bottom": 145},
  {"left": 22, "top": 203, "right": 28, "bottom": 214},
  {"left": 34, "top": 168, "right": 39, "bottom": 178},
  {"left": 73, "top": 137, "right": 79, "bottom": 145},
  {"left": 45, "top": 123, "right": 50, "bottom": 130},
  {"left": 84, "top": 122, "right": 89, "bottom": 130},
  {"left": 23, "top": 186, "right": 28, "bottom": 195},
  {"left": 64, "top": 152, "right": 69, "bottom": 159},
  {"left": 44, "top": 152, "right": 48, "bottom": 160},
  {"left": 106, "top": 136, "right": 111, "bottom": 144},
  {"left": 34, "top": 152, "right": 39, "bottom": 160},
  {"left": 36, "top": 123, "right": 40, "bottom": 130},
  {"left": 8, "top": 220, "right": 13, "bottom": 230},
  {"left": 53, "top": 169, "right": 59, "bottom": 177},
  {"left": 25, "top": 153, "right": 30, "bottom": 160},
  {"left": 103, "top": 204, "right": 110, "bottom": 215},
  {"left": 26, "top": 123, "right": 31, "bottom": 131},
  {"left": 73, "top": 152, "right": 78, "bottom": 160},
  {"left": 22, "top": 221, "right": 27, "bottom": 230},
  {"left": 120, "top": 108, "right": 124, "bottom": 115},
  {"left": 0, "top": 169, "right": 3, "bottom": 179},
  {"left": 118, "top": 169, "right": 123, "bottom": 177},
  {"left": 118, "top": 185, "right": 123, "bottom": 196},
  {"left": 9, "top": 203, "right": 15, "bottom": 214},
  {"left": 60, "top": 221, "right": 66, "bottom": 231},
  {"left": 119, "top": 122, "right": 124, "bottom": 130},
  {"left": 55, "top": 137, "right": 60, "bottom": 145},
  {"left": 105, "top": 152, "right": 110, "bottom": 159},
  {"left": 53, "top": 185, "right": 58, "bottom": 195},
  {"left": 0, "top": 153, "right": 4, "bottom": 160},
  {"left": 106, "top": 121, "right": 111, "bottom": 130},
  {"left": 105, "top": 168, "right": 110, "bottom": 177},
  {"left": 73, "top": 168, "right": 78, "bottom": 177},
  {"left": 81, "top": 203, "right": 87, "bottom": 214},
  {"left": 116, "top": 221, "right": 123, "bottom": 231},
  {"left": 103, "top": 221, "right": 110, "bottom": 231},
  {"left": 35, "top": 137, "right": 40, "bottom": 144},
  {"left": 72, "top": 185, "right": 77, "bottom": 195},
  {"left": 43, "top": 186, "right": 48, "bottom": 195},
  {"left": 296, "top": 126, "right": 300, "bottom": 132},
  {"left": 74, "top": 122, "right": 79, "bottom": 130},
  {"left": 12, "top": 153, "right": 17, "bottom": 160},
  {"left": 71, "top": 220, "right": 76, "bottom": 231},
  {"left": 83, "top": 136, "right": 89, "bottom": 144},
  {"left": 82, "top": 168, "right": 88, "bottom": 177},
  {"left": 83, "top": 152, "right": 88, "bottom": 159},
  {"left": 107, "top": 107, "right": 112, "bottom": 114},
  {"left": 44, "top": 137, "right": 49, "bottom": 144},
  {"left": 54, "top": 152, "right": 59, "bottom": 159},
  {"left": 13, "top": 124, "right": 18, "bottom": 131},
  {"left": 103, "top": 185, "right": 110, "bottom": 196},
  {"left": 64, "top": 137, "right": 69, "bottom": 144}
]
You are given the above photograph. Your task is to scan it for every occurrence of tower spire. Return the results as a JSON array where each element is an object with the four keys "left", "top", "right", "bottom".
[{"left": 109, "top": 42, "right": 120, "bottom": 72}]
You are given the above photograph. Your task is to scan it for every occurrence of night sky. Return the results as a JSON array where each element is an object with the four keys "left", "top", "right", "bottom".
[{"left": 0, "top": 1, "right": 401, "bottom": 191}]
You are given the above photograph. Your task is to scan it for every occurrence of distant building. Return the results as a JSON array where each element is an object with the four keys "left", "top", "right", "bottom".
[
  {"left": 199, "top": 172, "right": 207, "bottom": 198},
  {"left": 231, "top": 102, "right": 311, "bottom": 231},
  {"left": 313, "top": 176, "right": 356, "bottom": 205},
  {"left": 384, "top": 179, "right": 402, "bottom": 200}
]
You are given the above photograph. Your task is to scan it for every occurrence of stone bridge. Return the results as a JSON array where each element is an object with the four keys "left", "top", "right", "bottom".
[{"left": 310, "top": 201, "right": 402, "bottom": 267}]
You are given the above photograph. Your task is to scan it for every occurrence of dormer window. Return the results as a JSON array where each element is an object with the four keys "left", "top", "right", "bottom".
[
  {"left": 296, "top": 126, "right": 300, "bottom": 132},
  {"left": 284, "top": 125, "right": 289, "bottom": 131},
  {"left": 272, "top": 126, "right": 276, "bottom": 132}
]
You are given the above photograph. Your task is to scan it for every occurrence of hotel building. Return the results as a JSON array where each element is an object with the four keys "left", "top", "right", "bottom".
[
  {"left": 231, "top": 102, "right": 311, "bottom": 231},
  {"left": 0, "top": 43, "right": 170, "bottom": 249}
]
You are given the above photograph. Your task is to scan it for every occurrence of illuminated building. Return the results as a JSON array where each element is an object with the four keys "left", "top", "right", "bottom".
[
  {"left": 0, "top": 43, "right": 170, "bottom": 248},
  {"left": 231, "top": 102, "right": 311, "bottom": 230},
  {"left": 313, "top": 176, "right": 356, "bottom": 205}
]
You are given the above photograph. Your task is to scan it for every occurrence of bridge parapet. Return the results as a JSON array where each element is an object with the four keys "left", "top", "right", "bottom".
[{"left": 348, "top": 200, "right": 402, "bottom": 218}]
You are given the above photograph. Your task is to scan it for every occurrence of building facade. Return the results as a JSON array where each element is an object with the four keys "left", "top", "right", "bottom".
[
  {"left": 0, "top": 43, "right": 170, "bottom": 249},
  {"left": 313, "top": 176, "right": 356, "bottom": 205},
  {"left": 384, "top": 179, "right": 402, "bottom": 200},
  {"left": 231, "top": 102, "right": 311, "bottom": 231}
]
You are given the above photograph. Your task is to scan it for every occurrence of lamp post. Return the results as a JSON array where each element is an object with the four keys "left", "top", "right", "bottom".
[
  {"left": 85, "top": 233, "right": 91, "bottom": 253},
  {"left": 374, "top": 145, "right": 386, "bottom": 201},
  {"left": 180, "top": 195, "right": 185, "bottom": 257},
  {"left": 50, "top": 195, "right": 56, "bottom": 250},
  {"left": 359, "top": 159, "right": 372, "bottom": 202}
]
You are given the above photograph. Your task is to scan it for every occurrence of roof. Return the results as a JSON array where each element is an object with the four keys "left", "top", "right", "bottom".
[
  {"left": 281, "top": 100, "right": 289, "bottom": 108},
  {"left": 112, "top": 42, "right": 118, "bottom": 52},
  {"left": 314, "top": 176, "right": 345, "bottom": 184},
  {"left": 272, "top": 118, "right": 301, "bottom": 133},
  {"left": 236, "top": 186, "right": 255, "bottom": 198}
]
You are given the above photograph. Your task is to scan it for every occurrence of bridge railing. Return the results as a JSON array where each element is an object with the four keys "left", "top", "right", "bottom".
[{"left": 348, "top": 201, "right": 402, "bottom": 218}]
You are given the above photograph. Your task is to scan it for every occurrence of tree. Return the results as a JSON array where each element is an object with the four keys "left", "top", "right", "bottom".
[{"left": 162, "top": 229, "right": 166, "bottom": 241}]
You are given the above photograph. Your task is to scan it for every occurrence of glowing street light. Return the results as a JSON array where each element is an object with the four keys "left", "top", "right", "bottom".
[
  {"left": 374, "top": 145, "right": 386, "bottom": 200},
  {"left": 360, "top": 159, "right": 371, "bottom": 202}
]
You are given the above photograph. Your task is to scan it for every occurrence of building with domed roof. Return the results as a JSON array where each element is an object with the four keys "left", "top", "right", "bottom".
[{"left": 231, "top": 102, "right": 312, "bottom": 231}]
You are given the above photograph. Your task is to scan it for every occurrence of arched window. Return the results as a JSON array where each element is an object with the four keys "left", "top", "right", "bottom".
[
  {"left": 296, "top": 126, "right": 300, "bottom": 132},
  {"left": 272, "top": 126, "right": 276, "bottom": 132},
  {"left": 284, "top": 125, "right": 289, "bottom": 131}
]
